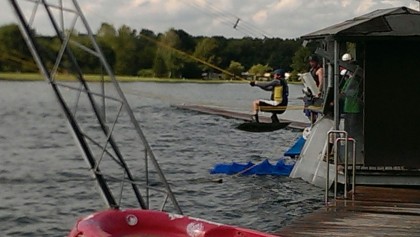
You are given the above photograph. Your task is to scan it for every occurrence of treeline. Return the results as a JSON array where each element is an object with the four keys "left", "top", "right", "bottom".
[{"left": 0, "top": 23, "right": 314, "bottom": 79}]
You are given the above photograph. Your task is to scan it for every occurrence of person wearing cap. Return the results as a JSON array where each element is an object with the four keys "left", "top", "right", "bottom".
[{"left": 249, "top": 69, "right": 289, "bottom": 123}]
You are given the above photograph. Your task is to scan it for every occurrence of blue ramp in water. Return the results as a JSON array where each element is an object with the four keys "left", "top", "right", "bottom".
[{"left": 284, "top": 135, "right": 306, "bottom": 158}]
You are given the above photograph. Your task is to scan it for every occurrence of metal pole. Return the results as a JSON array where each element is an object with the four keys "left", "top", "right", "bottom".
[
  {"left": 344, "top": 139, "right": 348, "bottom": 199},
  {"left": 351, "top": 139, "right": 357, "bottom": 198},
  {"left": 59, "top": 0, "right": 64, "bottom": 31},
  {"left": 71, "top": 0, "right": 183, "bottom": 214},
  {"left": 100, "top": 64, "right": 106, "bottom": 121},
  {"left": 327, "top": 63, "right": 333, "bottom": 88},
  {"left": 334, "top": 138, "right": 338, "bottom": 199},
  {"left": 145, "top": 149, "right": 149, "bottom": 209},
  {"left": 8, "top": 0, "right": 118, "bottom": 208},
  {"left": 40, "top": 0, "right": 147, "bottom": 209},
  {"left": 333, "top": 41, "right": 340, "bottom": 130},
  {"left": 326, "top": 132, "right": 331, "bottom": 204}
]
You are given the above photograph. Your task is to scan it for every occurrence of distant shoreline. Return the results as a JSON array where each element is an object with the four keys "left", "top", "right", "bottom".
[{"left": 0, "top": 72, "right": 303, "bottom": 84}]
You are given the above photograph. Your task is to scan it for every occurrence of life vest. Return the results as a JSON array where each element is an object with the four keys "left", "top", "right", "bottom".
[
  {"left": 273, "top": 79, "right": 288, "bottom": 105},
  {"left": 273, "top": 86, "right": 283, "bottom": 104},
  {"left": 310, "top": 65, "right": 321, "bottom": 86}
]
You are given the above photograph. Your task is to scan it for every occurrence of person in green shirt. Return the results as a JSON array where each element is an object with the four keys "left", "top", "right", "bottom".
[
  {"left": 341, "top": 74, "right": 361, "bottom": 114},
  {"left": 341, "top": 68, "right": 364, "bottom": 164}
]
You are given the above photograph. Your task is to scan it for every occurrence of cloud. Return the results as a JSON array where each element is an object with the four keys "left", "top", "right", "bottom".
[
  {"left": 0, "top": 0, "right": 416, "bottom": 38},
  {"left": 252, "top": 10, "right": 268, "bottom": 24},
  {"left": 355, "top": 0, "right": 377, "bottom": 15},
  {"left": 340, "top": 0, "right": 352, "bottom": 8}
]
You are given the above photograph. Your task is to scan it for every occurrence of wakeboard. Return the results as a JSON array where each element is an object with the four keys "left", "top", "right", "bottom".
[
  {"left": 301, "top": 72, "right": 320, "bottom": 96},
  {"left": 236, "top": 122, "right": 290, "bottom": 132}
]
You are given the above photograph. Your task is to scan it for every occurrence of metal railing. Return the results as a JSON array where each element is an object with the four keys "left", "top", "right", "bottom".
[{"left": 325, "top": 130, "right": 356, "bottom": 203}]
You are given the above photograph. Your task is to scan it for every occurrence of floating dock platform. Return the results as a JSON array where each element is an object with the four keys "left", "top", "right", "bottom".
[
  {"left": 175, "top": 104, "right": 309, "bottom": 130},
  {"left": 276, "top": 186, "right": 420, "bottom": 237}
]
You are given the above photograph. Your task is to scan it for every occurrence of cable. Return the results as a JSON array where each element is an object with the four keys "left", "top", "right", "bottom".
[
  {"left": 179, "top": 0, "right": 246, "bottom": 37},
  {"left": 179, "top": 0, "right": 272, "bottom": 38},
  {"left": 201, "top": 0, "right": 274, "bottom": 38},
  {"left": 139, "top": 32, "right": 249, "bottom": 81}
]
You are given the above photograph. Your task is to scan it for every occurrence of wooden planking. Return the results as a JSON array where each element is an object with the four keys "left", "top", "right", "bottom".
[
  {"left": 352, "top": 186, "right": 420, "bottom": 203},
  {"left": 275, "top": 186, "right": 420, "bottom": 237},
  {"left": 174, "top": 104, "right": 309, "bottom": 130}
]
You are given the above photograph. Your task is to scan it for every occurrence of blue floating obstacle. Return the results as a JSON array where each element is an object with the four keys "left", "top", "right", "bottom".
[
  {"left": 210, "top": 158, "right": 295, "bottom": 176},
  {"left": 284, "top": 135, "right": 306, "bottom": 158},
  {"left": 210, "top": 135, "right": 305, "bottom": 176}
]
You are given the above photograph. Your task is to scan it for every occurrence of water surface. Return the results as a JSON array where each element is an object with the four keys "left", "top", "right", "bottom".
[{"left": 0, "top": 81, "right": 322, "bottom": 236}]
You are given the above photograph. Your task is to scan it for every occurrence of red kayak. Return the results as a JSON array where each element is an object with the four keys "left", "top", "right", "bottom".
[{"left": 68, "top": 209, "right": 279, "bottom": 237}]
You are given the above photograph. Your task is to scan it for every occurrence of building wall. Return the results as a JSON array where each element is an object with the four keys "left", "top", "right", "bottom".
[{"left": 365, "top": 40, "right": 420, "bottom": 168}]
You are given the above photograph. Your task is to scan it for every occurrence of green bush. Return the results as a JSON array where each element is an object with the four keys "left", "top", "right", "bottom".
[
  {"left": 288, "top": 71, "right": 301, "bottom": 82},
  {"left": 137, "top": 69, "right": 154, "bottom": 77}
]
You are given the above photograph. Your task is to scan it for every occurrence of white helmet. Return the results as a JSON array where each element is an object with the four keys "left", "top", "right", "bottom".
[
  {"left": 340, "top": 69, "right": 348, "bottom": 76},
  {"left": 342, "top": 53, "right": 352, "bottom": 61}
]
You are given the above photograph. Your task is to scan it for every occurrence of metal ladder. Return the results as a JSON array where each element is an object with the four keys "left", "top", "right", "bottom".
[
  {"left": 9, "top": 0, "right": 182, "bottom": 214},
  {"left": 325, "top": 130, "right": 356, "bottom": 204}
]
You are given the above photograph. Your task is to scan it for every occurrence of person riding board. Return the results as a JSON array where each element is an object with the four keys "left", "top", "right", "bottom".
[{"left": 250, "top": 69, "right": 289, "bottom": 123}]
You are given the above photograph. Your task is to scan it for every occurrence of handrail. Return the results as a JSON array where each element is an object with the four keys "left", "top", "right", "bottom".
[
  {"left": 335, "top": 137, "right": 356, "bottom": 199},
  {"left": 325, "top": 130, "right": 357, "bottom": 203},
  {"left": 326, "top": 130, "right": 347, "bottom": 204}
]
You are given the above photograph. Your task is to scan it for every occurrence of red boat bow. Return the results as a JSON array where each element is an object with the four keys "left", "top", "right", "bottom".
[{"left": 68, "top": 209, "right": 279, "bottom": 237}]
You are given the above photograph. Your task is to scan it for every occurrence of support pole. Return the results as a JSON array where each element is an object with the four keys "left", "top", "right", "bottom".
[{"left": 333, "top": 41, "right": 340, "bottom": 130}]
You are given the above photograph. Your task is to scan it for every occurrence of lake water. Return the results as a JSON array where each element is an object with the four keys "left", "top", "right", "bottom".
[{"left": 0, "top": 81, "right": 322, "bottom": 236}]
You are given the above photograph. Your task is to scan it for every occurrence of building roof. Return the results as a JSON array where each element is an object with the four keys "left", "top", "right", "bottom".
[{"left": 302, "top": 7, "right": 420, "bottom": 40}]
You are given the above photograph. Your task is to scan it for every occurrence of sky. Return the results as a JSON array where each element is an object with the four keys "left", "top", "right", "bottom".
[{"left": 1, "top": 0, "right": 419, "bottom": 38}]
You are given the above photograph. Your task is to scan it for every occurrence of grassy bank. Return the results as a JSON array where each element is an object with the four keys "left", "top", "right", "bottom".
[
  {"left": 0, "top": 72, "right": 248, "bottom": 84},
  {"left": 0, "top": 72, "right": 303, "bottom": 84}
]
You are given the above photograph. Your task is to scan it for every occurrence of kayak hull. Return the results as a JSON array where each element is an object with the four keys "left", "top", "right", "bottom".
[{"left": 67, "top": 209, "right": 279, "bottom": 237}]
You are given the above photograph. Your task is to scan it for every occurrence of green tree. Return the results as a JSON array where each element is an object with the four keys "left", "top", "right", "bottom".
[
  {"left": 153, "top": 52, "right": 167, "bottom": 77},
  {"left": 96, "top": 23, "right": 117, "bottom": 69},
  {"left": 291, "top": 46, "right": 311, "bottom": 73},
  {"left": 248, "top": 64, "right": 272, "bottom": 77},
  {"left": 193, "top": 37, "right": 220, "bottom": 71},
  {"left": 113, "top": 25, "right": 139, "bottom": 75},
  {"left": 155, "top": 28, "right": 185, "bottom": 78},
  {"left": 225, "top": 60, "right": 244, "bottom": 79},
  {"left": 97, "top": 22, "right": 117, "bottom": 39},
  {"left": 0, "top": 24, "right": 31, "bottom": 72},
  {"left": 137, "top": 29, "right": 157, "bottom": 70}
]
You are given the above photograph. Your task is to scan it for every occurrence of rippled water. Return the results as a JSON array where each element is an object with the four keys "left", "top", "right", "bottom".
[{"left": 0, "top": 81, "right": 322, "bottom": 236}]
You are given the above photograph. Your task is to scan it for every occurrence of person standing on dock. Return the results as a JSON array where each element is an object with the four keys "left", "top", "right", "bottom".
[
  {"left": 304, "top": 54, "right": 324, "bottom": 124},
  {"left": 309, "top": 54, "right": 324, "bottom": 93},
  {"left": 249, "top": 69, "right": 289, "bottom": 123}
]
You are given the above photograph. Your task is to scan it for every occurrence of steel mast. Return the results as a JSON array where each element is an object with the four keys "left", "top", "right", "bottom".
[{"left": 8, "top": 0, "right": 182, "bottom": 214}]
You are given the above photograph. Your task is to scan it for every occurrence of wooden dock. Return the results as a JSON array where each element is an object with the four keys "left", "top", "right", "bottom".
[
  {"left": 174, "top": 104, "right": 309, "bottom": 130},
  {"left": 175, "top": 104, "right": 420, "bottom": 236},
  {"left": 276, "top": 186, "right": 420, "bottom": 237}
]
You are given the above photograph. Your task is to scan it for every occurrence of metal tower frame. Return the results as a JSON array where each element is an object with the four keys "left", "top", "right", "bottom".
[{"left": 8, "top": 0, "right": 182, "bottom": 214}]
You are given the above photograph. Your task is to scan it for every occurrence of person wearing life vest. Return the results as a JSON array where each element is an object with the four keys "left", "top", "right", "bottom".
[{"left": 249, "top": 69, "right": 289, "bottom": 123}]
